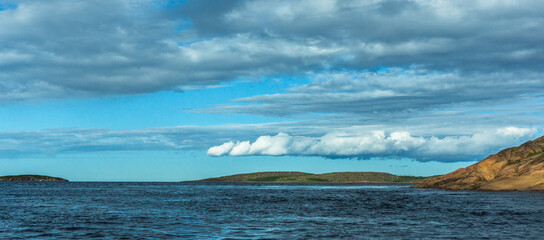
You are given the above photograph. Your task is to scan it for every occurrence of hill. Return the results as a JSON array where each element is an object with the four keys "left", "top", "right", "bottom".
[
  {"left": 0, "top": 175, "right": 69, "bottom": 182},
  {"left": 194, "top": 171, "right": 434, "bottom": 183},
  {"left": 413, "top": 135, "right": 544, "bottom": 191}
]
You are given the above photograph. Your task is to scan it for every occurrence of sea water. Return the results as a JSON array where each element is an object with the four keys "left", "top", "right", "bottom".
[{"left": 1, "top": 182, "right": 543, "bottom": 239}]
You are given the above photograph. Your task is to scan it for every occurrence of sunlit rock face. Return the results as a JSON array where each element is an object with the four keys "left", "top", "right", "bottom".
[{"left": 413, "top": 136, "right": 544, "bottom": 191}]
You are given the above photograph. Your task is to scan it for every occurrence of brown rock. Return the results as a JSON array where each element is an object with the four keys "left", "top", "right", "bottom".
[{"left": 412, "top": 136, "right": 544, "bottom": 191}]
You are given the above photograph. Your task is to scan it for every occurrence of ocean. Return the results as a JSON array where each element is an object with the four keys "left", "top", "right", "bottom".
[{"left": 1, "top": 182, "right": 543, "bottom": 239}]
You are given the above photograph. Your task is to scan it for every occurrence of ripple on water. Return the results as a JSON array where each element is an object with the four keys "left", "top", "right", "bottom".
[{"left": 1, "top": 182, "right": 543, "bottom": 239}]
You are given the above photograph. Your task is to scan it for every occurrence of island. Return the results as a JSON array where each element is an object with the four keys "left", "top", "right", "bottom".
[
  {"left": 192, "top": 171, "right": 435, "bottom": 183},
  {"left": 0, "top": 175, "right": 69, "bottom": 182},
  {"left": 413, "top": 135, "right": 544, "bottom": 191}
]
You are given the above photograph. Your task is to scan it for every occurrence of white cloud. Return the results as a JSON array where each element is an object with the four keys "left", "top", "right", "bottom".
[
  {"left": 207, "top": 127, "right": 538, "bottom": 161},
  {"left": 229, "top": 141, "right": 251, "bottom": 156},
  {"left": 0, "top": 122, "right": 539, "bottom": 162},
  {"left": 496, "top": 126, "right": 536, "bottom": 137},
  {"left": 206, "top": 141, "right": 235, "bottom": 156},
  {"left": 249, "top": 132, "right": 290, "bottom": 155}
]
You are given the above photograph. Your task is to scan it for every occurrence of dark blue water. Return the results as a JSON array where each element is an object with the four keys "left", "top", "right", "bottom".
[{"left": 1, "top": 182, "right": 543, "bottom": 239}]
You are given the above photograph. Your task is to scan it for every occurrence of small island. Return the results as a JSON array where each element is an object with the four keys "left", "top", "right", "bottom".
[
  {"left": 0, "top": 175, "right": 69, "bottom": 182},
  {"left": 192, "top": 171, "right": 435, "bottom": 183}
]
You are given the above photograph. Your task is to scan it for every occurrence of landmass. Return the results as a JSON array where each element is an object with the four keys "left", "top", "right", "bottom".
[
  {"left": 193, "top": 171, "right": 435, "bottom": 183},
  {"left": 0, "top": 175, "right": 69, "bottom": 182},
  {"left": 413, "top": 135, "right": 544, "bottom": 191}
]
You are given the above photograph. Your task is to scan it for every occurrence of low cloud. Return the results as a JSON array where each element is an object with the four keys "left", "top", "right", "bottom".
[
  {"left": 207, "top": 127, "right": 538, "bottom": 162},
  {"left": 207, "top": 141, "right": 236, "bottom": 157},
  {"left": 0, "top": 123, "right": 310, "bottom": 158},
  {"left": 0, "top": 124, "right": 539, "bottom": 162}
]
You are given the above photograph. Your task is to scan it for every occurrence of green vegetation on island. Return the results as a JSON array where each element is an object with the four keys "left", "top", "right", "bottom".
[
  {"left": 194, "top": 171, "right": 436, "bottom": 183},
  {"left": 0, "top": 175, "right": 68, "bottom": 182}
]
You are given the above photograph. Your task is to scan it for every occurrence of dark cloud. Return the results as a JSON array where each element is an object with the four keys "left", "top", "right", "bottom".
[
  {"left": 178, "top": 0, "right": 544, "bottom": 70},
  {"left": 0, "top": 0, "right": 543, "bottom": 103}
]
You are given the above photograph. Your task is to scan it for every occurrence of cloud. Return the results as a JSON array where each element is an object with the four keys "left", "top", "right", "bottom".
[
  {"left": 181, "top": 0, "right": 544, "bottom": 70},
  {"left": 207, "top": 141, "right": 235, "bottom": 156},
  {"left": 0, "top": 0, "right": 543, "bottom": 103},
  {"left": 207, "top": 127, "right": 538, "bottom": 161},
  {"left": 195, "top": 68, "right": 544, "bottom": 118},
  {"left": 0, "top": 0, "right": 542, "bottom": 163},
  {"left": 0, "top": 123, "right": 316, "bottom": 158},
  {"left": 0, "top": 121, "right": 540, "bottom": 162}
]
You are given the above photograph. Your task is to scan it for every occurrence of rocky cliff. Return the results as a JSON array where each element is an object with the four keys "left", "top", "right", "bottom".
[{"left": 413, "top": 136, "right": 544, "bottom": 191}]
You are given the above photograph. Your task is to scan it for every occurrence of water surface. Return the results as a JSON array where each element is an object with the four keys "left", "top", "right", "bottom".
[{"left": 1, "top": 182, "right": 543, "bottom": 239}]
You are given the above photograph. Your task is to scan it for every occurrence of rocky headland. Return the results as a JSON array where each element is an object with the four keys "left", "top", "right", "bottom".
[{"left": 413, "top": 136, "right": 544, "bottom": 191}]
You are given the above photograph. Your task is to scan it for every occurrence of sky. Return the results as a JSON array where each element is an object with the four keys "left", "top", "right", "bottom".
[{"left": 1, "top": 0, "right": 543, "bottom": 181}]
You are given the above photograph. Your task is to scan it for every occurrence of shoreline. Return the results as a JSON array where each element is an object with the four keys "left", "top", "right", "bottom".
[{"left": 185, "top": 180, "right": 421, "bottom": 184}]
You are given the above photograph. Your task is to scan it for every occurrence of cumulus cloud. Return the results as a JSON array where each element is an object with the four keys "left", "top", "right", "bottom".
[
  {"left": 0, "top": 122, "right": 540, "bottom": 162},
  {"left": 207, "top": 127, "right": 538, "bottom": 161},
  {"left": 207, "top": 141, "right": 235, "bottom": 156}
]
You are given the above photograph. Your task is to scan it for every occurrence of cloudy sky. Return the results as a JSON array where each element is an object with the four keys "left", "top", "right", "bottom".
[{"left": 1, "top": 0, "right": 543, "bottom": 181}]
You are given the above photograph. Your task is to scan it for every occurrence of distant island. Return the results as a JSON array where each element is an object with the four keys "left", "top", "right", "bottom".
[
  {"left": 192, "top": 171, "right": 436, "bottom": 183},
  {"left": 414, "top": 135, "right": 544, "bottom": 191},
  {"left": 0, "top": 175, "right": 68, "bottom": 182}
]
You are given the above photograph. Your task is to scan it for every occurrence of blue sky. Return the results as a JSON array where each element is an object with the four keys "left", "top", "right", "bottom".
[
  {"left": 1, "top": 0, "right": 543, "bottom": 181},
  {"left": 0, "top": 78, "right": 297, "bottom": 130}
]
